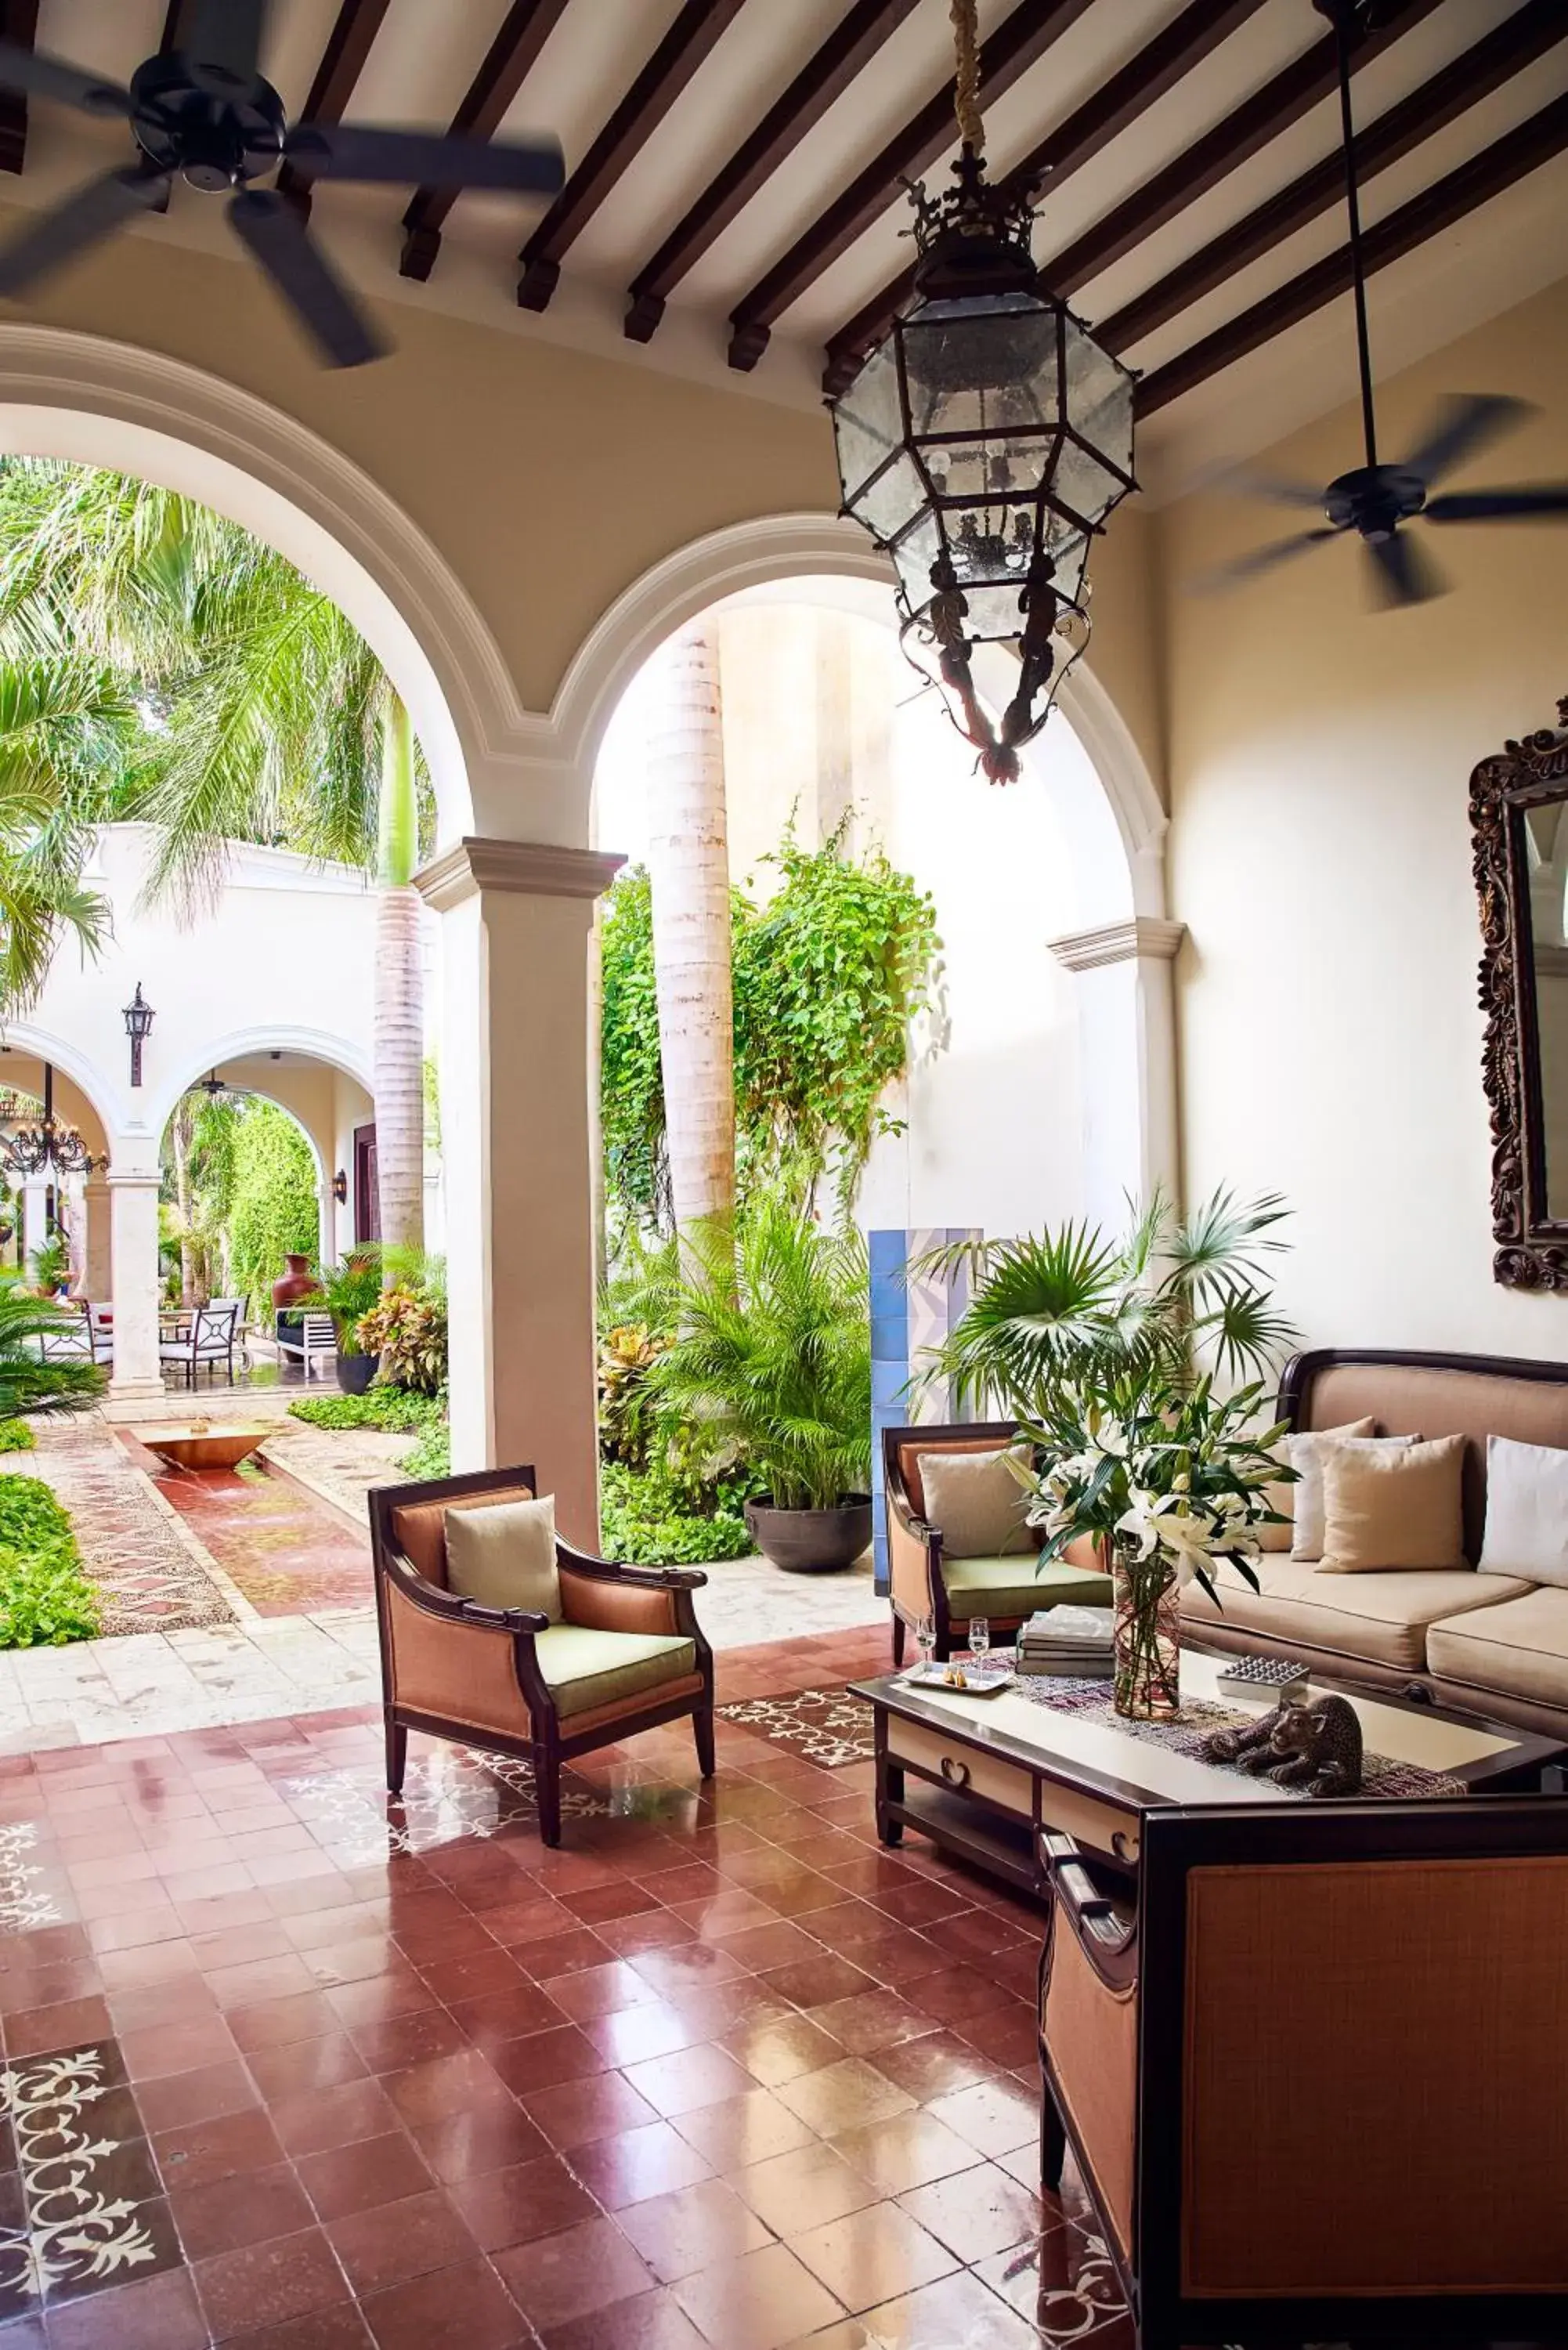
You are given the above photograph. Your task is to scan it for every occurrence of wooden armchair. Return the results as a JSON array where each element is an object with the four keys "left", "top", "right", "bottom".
[
  {"left": 369, "top": 1464, "right": 714, "bottom": 1846},
  {"left": 1038, "top": 1799, "right": 1568, "bottom": 2349},
  {"left": 883, "top": 1420, "right": 1112, "bottom": 1662}
]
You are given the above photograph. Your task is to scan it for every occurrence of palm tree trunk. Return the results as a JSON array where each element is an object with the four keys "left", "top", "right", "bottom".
[
  {"left": 172, "top": 1098, "right": 196, "bottom": 1307},
  {"left": 374, "top": 695, "right": 425, "bottom": 1255},
  {"left": 645, "top": 620, "right": 735, "bottom": 1264}
]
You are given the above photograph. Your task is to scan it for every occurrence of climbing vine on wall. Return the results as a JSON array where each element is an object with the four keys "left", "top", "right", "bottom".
[
  {"left": 226, "top": 1101, "right": 320, "bottom": 1319},
  {"left": 600, "top": 818, "right": 938, "bottom": 1231}
]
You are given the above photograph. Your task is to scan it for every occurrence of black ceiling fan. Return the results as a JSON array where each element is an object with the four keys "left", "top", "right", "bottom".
[
  {"left": 0, "top": 0, "right": 565, "bottom": 369},
  {"left": 1198, "top": 0, "right": 1568, "bottom": 609}
]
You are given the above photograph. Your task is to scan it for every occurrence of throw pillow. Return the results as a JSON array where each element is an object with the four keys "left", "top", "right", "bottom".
[
  {"left": 445, "top": 1495, "right": 562, "bottom": 1618},
  {"left": 1317, "top": 1435, "right": 1468, "bottom": 1574},
  {"left": 1287, "top": 1423, "right": 1416, "bottom": 1560},
  {"left": 917, "top": 1444, "right": 1035, "bottom": 1559},
  {"left": 1478, "top": 1434, "right": 1568, "bottom": 1588}
]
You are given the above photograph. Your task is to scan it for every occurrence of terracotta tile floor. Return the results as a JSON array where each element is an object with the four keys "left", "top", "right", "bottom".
[{"left": 0, "top": 1627, "right": 1130, "bottom": 2348}]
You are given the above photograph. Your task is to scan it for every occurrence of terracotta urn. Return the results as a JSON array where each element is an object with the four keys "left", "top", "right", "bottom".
[{"left": 272, "top": 1254, "right": 320, "bottom": 1311}]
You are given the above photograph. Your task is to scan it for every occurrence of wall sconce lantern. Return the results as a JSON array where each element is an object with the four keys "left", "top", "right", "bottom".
[
  {"left": 828, "top": 0, "right": 1136, "bottom": 781},
  {"left": 331, "top": 1170, "right": 348, "bottom": 1204},
  {"left": 122, "top": 984, "right": 154, "bottom": 1087}
]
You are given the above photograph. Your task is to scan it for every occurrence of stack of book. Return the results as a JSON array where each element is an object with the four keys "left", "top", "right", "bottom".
[{"left": 1017, "top": 1604, "right": 1115, "bottom": 1679}]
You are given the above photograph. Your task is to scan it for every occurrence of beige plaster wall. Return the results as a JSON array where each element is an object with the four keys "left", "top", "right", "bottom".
[{"left": 1165, "top": 271, "right": 1568, "bottom": 1358}]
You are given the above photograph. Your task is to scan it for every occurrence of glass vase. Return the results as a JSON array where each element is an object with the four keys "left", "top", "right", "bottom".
[{"left": 1111, "top": 1545, "right": 1180, "bottom": 1721}]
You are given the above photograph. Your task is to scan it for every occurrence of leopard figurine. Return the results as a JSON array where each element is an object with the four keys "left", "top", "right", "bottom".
[{"left": 1202, "top": 1692, "right": 1364, "bottom": 1797}]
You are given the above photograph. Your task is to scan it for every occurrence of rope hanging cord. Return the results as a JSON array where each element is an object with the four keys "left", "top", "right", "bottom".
[{"left": 950, "top": 0, "right": 985, "bottom": 154}]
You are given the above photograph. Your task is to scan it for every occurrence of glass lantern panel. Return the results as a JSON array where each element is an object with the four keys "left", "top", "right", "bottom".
[
  {"left": 901, "top": 294, "right": 1059, "bottom": 433},
  {"left": 1053, "top": 435, "right": 1128, "bottom": 533},
  {"left": 891, "top": 511, "right": 943, "bottom": 613},
  {"left": 959, "top": 580, "right": 1029, "bottom": 643},
  {"left": 850, "top": 450, "right": 930, "bottom": 545},
  {"left": 925, "top": 432, "right": 1056, "bottom": 504},
  {"left": 944, "top": 500, "right": 1035, "bottom": 588},
  {"left": 1062, "top": 314, "right": 1134, "bottom": 479},
  {"left": 831, "top": 336, "right": 905, "bottom": 501}
]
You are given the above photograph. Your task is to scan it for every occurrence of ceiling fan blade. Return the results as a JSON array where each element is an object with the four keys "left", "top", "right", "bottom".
[
  {"left": 177, "top": 0, "right": 270, "bottom": 96},
  {"left": 1399, "top": 394, "right": 1530, "bottom": 489},
  {"left": 1201, "top": 459, "right": 1327, "bottom": 512},
  {"left": 1189, "top": 529, "right": 1339, "bottom": 595},
  {"left": 0, "top": 38, "right": 132, "bottom": 117},
  {"left": 228, "top": 189, "right": 385, "bottom": 369},
  {"left": 284, "top": 122, "right": 565, "bottom": 196},
  {"left": 1425, "top": 486, "right": 1568, "bottom": 522},
  {"left": 0, "top": 167, "right": 167, "bottom": 297},
  {"left": 1364, "top": 530, "right": 1446, "bottom": 610}
]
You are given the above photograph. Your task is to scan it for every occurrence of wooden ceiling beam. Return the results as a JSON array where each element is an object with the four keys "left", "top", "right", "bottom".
[
  {"left": 518, "top": 0, "right": 749, "bottom": 314},
  {"left": 275, "top": 0, "right": 393, "bottom": 216},
  {"left": 401, "top": 0, "right": 571, "bottom": 282},
  {"left": 821, "top": 0, "right": 1266, "bottom": 395},
  {"left": 1104, "top": 0, "right": 1568, "bottom": 355},
  {"left": 726, "top": 0, "right": 1096, "bottom": 373},
  {"left": 625, "top": 0, "right": 920, "bottom": 344},
  {"left": 1044, "top": 0, "right": 1443, "bottom": 297},
  {"left": 0, "top": 2, "right": 38, "bottom": 176},
  {"left": 1136, "top": 86, "right": 1568, "bottom": 417}
]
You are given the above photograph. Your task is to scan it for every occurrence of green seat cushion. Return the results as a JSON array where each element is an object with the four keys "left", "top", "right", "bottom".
[
  {"left": 534, "top": 1625, "right": 697, "bottom": 1719},
  {"left": 941, "top": 1555, "right": 1114, "bottom": 1620}
]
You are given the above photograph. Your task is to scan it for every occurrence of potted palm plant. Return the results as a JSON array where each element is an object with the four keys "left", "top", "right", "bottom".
[
  {"left": 317, "top": 1249, "right": 384, "bottom": 1396},
  {"left": 652, "top": 1197, "right": 872, "bottom": 1572}
]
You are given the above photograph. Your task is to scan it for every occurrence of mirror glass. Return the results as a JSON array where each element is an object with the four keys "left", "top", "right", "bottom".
[{"left": 1524, "top": 794, "right": 1568, "bottom": 1220}]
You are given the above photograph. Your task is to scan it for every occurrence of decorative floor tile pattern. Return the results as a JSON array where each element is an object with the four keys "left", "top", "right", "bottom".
[
  {"left": 2, "top": 1420, "right": 234, "bottom": 1637},
  {"left": 0, "top": 2039, "right": 182, "bottom": 2322},
  {"left": 0, "top": 1622, "right": 1143, "bottom": 2347},
  {"left": 717, "top": 1690, "right": 877, "bottom": 1770}
]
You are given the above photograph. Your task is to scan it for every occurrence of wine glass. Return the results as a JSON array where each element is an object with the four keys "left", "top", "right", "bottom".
[
  {"left": 970, "top": 1616, "right": 990, "bottom": 1670},
  {"left": 914, "top": 1615, "right": 937, "bottom": 1677}
]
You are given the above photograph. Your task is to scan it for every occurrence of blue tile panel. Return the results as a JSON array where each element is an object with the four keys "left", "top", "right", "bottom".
[{"left": 868, "top": 1227, "right": 981, "bottom": 1594}]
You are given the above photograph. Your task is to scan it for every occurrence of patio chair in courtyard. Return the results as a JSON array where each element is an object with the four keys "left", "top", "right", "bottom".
[
  {"left": 276, "top": 1311, "right": 336, "bottom": 1379},
  {"left": 369, "top": 1464, "right": 714, "bottom": 1846},
  {"left": 161, "top": 1300, "right": 240, "bottom": 1387}
]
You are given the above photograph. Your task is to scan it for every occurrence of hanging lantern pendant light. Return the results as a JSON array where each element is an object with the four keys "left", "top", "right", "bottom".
[{"left": 829, "top": 0, "right": 1136, "bottom": 780}]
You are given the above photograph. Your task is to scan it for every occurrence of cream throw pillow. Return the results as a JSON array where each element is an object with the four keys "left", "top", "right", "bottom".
[
  {"left": 917, "top": 1444, "right": 1034, "bottom": 1558},
  {"left": 1254, "top": 1419, "right": 1376, "bottom": 1552},
  {"left": 445, "top": 1495, "right": 562, "bottom": 1618},
  {"left": 1478, "top": 1434, "right": 1568, "bottom": 1588},
  {"left": 1288, "top": 1423, "right": 1418, "bottom": 1560},
  {"left": 1317, "top": 1435, "right": 1468, "bottom": 1574}
]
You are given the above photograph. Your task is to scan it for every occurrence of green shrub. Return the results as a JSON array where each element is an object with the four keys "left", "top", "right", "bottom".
[
  {"left": 228, "top": 1101, "right": 320, "bottom": 1321},
  {"left": 359, "top": 1283, "right": 447, "bottom": 1394},
  {"left": 0, "top": 1418, "right": 36, "bottom": 1452},
  {"left": 288, "top": 1390, "right": 439, "bottom": 1435},
  {"left": 599, "top": 1461, "right": 753, "bottom": 1567},
  {"left": 0, "top": 1475, "right": 99, "bottom": 1647},
  {"left": 397, "top": 1420, "right": 450, "bottom": 1480}
]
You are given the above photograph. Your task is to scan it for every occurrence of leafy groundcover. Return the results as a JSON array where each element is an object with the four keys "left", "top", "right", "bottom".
[{"left": 0, "top": 1474, "right": 100, "bottom": 1647}]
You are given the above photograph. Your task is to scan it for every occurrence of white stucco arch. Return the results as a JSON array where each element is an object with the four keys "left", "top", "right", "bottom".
[
  {"left": 151, "top": 1025, "right": 374, "bottom": 1143},
  {"left": 0, "top": 1018, "right": 125, "bottom": 1144},
  {"left": 0, "top": 324, "right": 545, "bottom": 848}
]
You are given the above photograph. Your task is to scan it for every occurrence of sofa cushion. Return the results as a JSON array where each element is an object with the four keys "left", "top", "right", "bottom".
[
  {"left": 943, "top": 1556, "right": 1114, "bottom": 1621},
  {"left": 917, "top": 1445, "right": 1034, "bottom": 1557},
  {"left": 1479, "top": 1434, "right": 1568, "bottom": 1589},
  {"left": 1318, "top": 1435, "right": 1467, "bottom": 1574},
  {"left": 1180, "top": 1556, "right": 1532, "bottom": 1675},
  {"left": 1288, "top": 1428, "right": 1414, "bottom": 1560},
  {"left": 1256, "top": 1417, "right": 1374, "bottom": 1553},
  {"left": 534, "top": 1625, "right": 695, "bottom": 1719},
  {"left": 1425, "top": 1587, "right": 1568, "bottom": 1712},
  {"left": 446, "top": 1495, "right": 562, "bottom": 1620}
]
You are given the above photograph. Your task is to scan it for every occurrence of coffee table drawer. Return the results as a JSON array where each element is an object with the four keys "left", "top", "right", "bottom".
[
  {"left": 889, "top": 1722, "right": 1032, "bottom": 1819},
  {"left": 1038, "top": 1779, "right": 1140, "bottom": 1865}
]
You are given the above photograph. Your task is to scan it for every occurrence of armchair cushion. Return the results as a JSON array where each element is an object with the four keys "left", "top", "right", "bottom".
[
  {"left": 535, "top": 1625, "right": 696, "bottom": 1719},
  {"left": 446, "top": 1495, "right": 562, "bottom": 1619},
  {"left": 942, "top": 1555, "right": 1114, "bottom": 1621},
  {"left": 561, "top": 1570, "right": 686, "bottom": 1637},
  {"left": 391, "top": 1481, "right": 536, "bottom": 1588},
  {"left": 916, "top": 1444, "right": 1034, "bottom": 1557}
]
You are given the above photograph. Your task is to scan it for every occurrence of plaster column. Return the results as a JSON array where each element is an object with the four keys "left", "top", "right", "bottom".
[
  {"left": 83, "top": 1175, "right": 112, "bottom": 1300},
  {"left": 415, "top": 838, "right": 622, "bottom": 1549},
  {"left": 104, "top": 1170, "right": 165, "bottom": 1418},
  {"left": 316, "top": 1182, "right": 336, "bottom": 1272},
  {"left": 20, "top": 1173, "right": 49, "bottom": 1268},
  {"left": 1047, "top": 917, "right": 1186, "bottom": 1225}
]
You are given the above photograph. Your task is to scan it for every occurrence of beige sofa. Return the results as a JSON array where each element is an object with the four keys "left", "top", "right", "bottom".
[{"left": 1181, "top": 1348, "right": 1568, "bottom": 1741}]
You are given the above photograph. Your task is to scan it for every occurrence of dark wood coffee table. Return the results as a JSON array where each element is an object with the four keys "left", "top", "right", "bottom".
[{"left": 850, "top": 1649, "right": 1565, "bottom": 1899}]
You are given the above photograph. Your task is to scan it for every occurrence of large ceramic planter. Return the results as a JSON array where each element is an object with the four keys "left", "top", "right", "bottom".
[
  {"left": 744, "top": 1494, "right": 873, "bottom": 1574},
  {"left": 336, "top": 1349, "right": 381, "bottom": 1397},
  {"left": 273, "top": 1254, "right": 320, "bottom": 1311}
]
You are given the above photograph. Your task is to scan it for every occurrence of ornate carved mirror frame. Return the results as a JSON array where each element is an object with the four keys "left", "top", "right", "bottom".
[{"left": 1472, "top": 693, "right": 1568, "bottom": 1289}]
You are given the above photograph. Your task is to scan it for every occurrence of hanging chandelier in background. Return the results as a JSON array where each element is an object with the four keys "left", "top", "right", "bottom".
[
  {"left": 829, "top": 0, "right": 1137, "bottom": 782},
  {"left": 2, "top": 1064, "right": 101, "bottom": 1177}
]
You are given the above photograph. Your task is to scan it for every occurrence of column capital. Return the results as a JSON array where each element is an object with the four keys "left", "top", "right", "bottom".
[
  {"left": 414, "top": 837, "right": 625, "bottom": 914},
  {"left": 104, "top": 1168, "right": 162, "bottom": 1191},
  {"left": 1047, "top": 916, "right": 1186, "bottom": 974}
]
